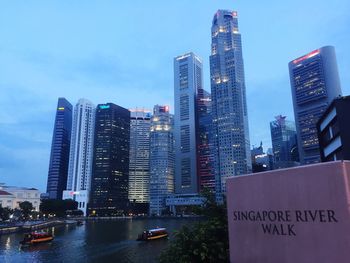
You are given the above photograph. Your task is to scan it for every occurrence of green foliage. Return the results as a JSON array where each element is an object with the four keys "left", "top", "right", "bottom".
[
  {"left": 40, "top": 199, "right": 78, "bottom": 218},
  {"left": 0, "top": 205, "right": 13, "bottom": 221},
  {"left": 159, "top": 190, "right": 229, "bottom": 263},
  {"left": 19, "top": 201, "right": 34, "bottom": 219}
]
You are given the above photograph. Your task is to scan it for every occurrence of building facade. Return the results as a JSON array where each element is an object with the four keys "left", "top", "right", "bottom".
[
  {"left": 289, "top": 46, "right": 342, "bottom": 164},
  {"left": 317, "top": 96, "right": 350, "bottom": 162},
  {"left": 251, "top": 143, "right": 273, "bottom": 173},
  {"left": 128, "top": 108, "right": 151, "bottom": 214},
  {"left": 63, "top": 99, "right": 95, "bottom": 216},
  {"left": 209, "top": 10, "right": 252, "bottom": 198},
  {"left": 196, "top": 89, "right": 215, "bottom": 192},
  {"left": 270, "top": 115, "right": 299, "bottom": 169},
  {"left": 46, "top": 98, "right": 72, "bottom": 200},
  {"left": 149, "top": 105, "right": 175, "bottom": 216},
  {"left": 174, "top": 52, "right": 214, "bottom": 195},
  {"left": 0, "top": 184, "right": 40, "bottom": 211},
  {"left": 166, "top": 193, "right": 205, "bottom": 215},
  {"left": 174, "top": 52, "right": 202, "bottom": 194},
  {"left": 89, "top": 103, "right": 130, "bottom": 216}
]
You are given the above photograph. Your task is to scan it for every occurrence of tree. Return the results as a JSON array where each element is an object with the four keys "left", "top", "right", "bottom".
[
  {"left": 0, "top": 204, "right": 13, "bottom": 221},
  {"left": 159, "top": 190, "right": 229, "bottom": 263},
  {"left": 64, "top": 199, "right": 78, "bottom": 211},
  {"left": 19, "top": 201, "right": 34, "bottom": 220},
  {"left": 40, "top": 199, "right": 78, "bottom": 218}
]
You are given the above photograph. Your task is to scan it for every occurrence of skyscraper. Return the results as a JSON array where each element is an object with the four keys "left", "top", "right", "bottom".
[
  {"left": 63, "top": 99, "right": 95, "bottom": 216},
  {"left": 46, "top": 98, "right": 72, "bottom": 200},
  {"left": 174, "top": 52, "right": 203, "bottom": 194},
  {"left": 289, "top": 46, "right": 342, "bottom": 164},
  {"left": 149, "top": 105, "right": 174, "bottom": 216},
  {"left": 270, "top": 115, "right": 298, "bottom": 169},
  {"left": 128, "top": 108, "right": 151, "bottom": 214},
  {"left": 89, "top": 103, "right": 130, "bottom": 216},
  {"left": 210, "top": 10, "right": 251, "bottom": 197},
  {"left": 196, "top": 89, "right": 215, "bottom": 192}
]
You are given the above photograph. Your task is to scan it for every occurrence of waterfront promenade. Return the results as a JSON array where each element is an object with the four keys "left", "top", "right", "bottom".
[{"left": 0, "top": 220, "right": 65, "bottom": 235}]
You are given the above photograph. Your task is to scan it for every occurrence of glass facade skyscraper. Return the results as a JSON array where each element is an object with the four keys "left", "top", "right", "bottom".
[
  {"left": 63, "top": 98, "right": 95, "bottom": 216},
  {"left": 46, "top": 98, "right": 72, "bottom": 200},
  {"left": 270, "top": 115, "right": 298, "bottom": 169},
  {"left": 89, "top": 103, "right": 130, "bottom": 216},
  {"left": 196, "top": 89, "right": 215, "bottom": 192},
  {"left": 210, "top": 10, "right": 252, "bottom": 197},
  {"left": 149, "top": 105, "right": 174, "bottom": 216},
  {"left": 289, "top": 46, "right": 342, "bottom": 164},
  {"left": 128, "top": 108, "right": 151, "bottom": 213}
]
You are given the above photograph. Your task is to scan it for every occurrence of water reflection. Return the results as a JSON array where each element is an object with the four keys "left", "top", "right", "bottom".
[
  {"left": 0, "top": 218, "right": 197, "bottom": 263},
  {"left": 5, "top": 236, "right": 11, "bottom": 250},
  {"left": 20, "top": 242, "right": 53, "bottom": 253}
]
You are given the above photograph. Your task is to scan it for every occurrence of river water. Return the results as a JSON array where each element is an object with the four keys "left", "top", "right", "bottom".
[{"left": 0, "top": 218, "right": 198, "bottom": 263}]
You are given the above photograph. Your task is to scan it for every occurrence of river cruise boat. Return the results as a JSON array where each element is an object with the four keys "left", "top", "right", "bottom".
[
  {"left": 136, "top": 227, "right": 168, "bottom": 241},
  {"left": 20, "top": 232, "right": 54, "bottom": 246}
]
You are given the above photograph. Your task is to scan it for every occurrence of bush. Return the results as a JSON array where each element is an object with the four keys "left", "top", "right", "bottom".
[{"left": 159, "top": 191, "right": 229, "bottom": 263}]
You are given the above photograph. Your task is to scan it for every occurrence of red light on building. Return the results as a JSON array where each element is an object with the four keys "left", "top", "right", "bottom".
[
  {"left": 293, "top": 49, "right": 320, "bottom": 64},
  {"left": 232, "top": 11, "right": 238, "bottom": 17},
  {"left": 159, "top": 105, "right": 169, "bottom": 113}
]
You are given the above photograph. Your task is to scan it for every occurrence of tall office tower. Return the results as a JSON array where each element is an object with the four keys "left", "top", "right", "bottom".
[
  {"left": 63, "top": 99, "right": 95, "bottom": 216},
  {"left": 174, "top": 52, "right": 203, "bottom": 194},
  {"left": 128, "top": 108, "right": 151, "bottom": 214},
  {"left": 197, "top": 90, "right": 215, "bottom": 192},
  {"left": 89, "top": 103, "right": 130, "bottom": 216},
  {"left": 270, "top": 115, "right": 298, "bottom": 169},
  {"left": 149, "top": 105, "right": 174, "bottom": 216},
  {"left": 289, "top": 46, "right": 342, "bottom": 164},
  {"left": 210, "top": 10, "right": 252, "bottom": 197},
  {"left": 46, "top": 98, "right": 72, "bottom": 200}
]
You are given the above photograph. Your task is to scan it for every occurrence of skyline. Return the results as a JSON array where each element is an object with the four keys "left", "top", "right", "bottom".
[{"left": 1, "top": 1, "right": 350, "bottom": 191}]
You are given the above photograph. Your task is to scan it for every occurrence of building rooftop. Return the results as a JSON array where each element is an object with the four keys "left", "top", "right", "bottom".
[
  {"left": 1, "top": 186, "right": 38, "bottom": 191},
  {"left": 0, "top": 189, "right": 13, "bottom": 196}
]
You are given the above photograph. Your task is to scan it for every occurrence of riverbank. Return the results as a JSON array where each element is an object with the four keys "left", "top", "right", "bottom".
[
  {"left": 0, "top": 215, "right": 202, "bottom": 235},
  {"left": 0, "top": 220, "right": 65, "bottom": 235},
  {"left": 69, "top": 215, "right": 203, "bottom": 220}
]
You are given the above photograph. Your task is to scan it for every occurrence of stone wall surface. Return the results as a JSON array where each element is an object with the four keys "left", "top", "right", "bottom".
[{"left": 227, "top": 161, "right": 350, "bottom": 263}]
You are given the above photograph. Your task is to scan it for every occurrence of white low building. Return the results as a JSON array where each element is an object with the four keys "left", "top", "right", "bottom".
[
  {"left": 0, "top": 189, "right": 15, "bottom": 209},
  {"left": 166, "top": 193, "right": 205, "bottom": 215},
  {"left": 0, "top": 184, "right": 41, "bottom": 211}
]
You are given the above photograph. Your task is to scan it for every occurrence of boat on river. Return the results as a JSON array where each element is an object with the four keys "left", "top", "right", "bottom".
[
  {"left": 19, "top": 232, "right": 54, "bottom": 246},
  {"left": 136, "top": 227, "right": 168, "bottom": 241}
]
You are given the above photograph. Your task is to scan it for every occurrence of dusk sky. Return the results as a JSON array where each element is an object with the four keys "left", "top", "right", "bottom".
[{"left": 1, "top": 1, "right": 349, "bottom": 192}]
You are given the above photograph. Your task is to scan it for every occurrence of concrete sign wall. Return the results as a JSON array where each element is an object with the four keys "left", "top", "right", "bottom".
[{"left": 227, "top": 161, "right": 350, "bottom": 263}]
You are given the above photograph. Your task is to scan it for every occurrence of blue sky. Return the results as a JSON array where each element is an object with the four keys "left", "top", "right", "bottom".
[{"left": 1, "top": 0, "right": 349, "bottom": 191}]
